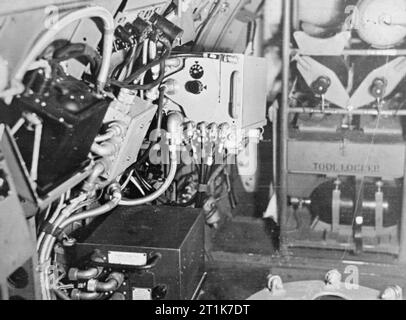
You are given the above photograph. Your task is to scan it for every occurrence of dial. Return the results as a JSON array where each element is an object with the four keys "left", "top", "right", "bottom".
[{"left": 189, "top": 63, "right": 204, "bottom": 79}]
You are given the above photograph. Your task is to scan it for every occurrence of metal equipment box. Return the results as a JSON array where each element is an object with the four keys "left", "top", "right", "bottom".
[
  {"left": 3, "top": 77, "right": 109, "bottom": 195},
  {"left": 72, "top": 206, "right": 205, "bottom": 300},
  {"left": 165, "top": 53, "right": 268, "bottom": 130}
]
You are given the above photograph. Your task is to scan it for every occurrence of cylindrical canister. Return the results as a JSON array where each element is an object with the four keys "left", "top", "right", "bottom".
[{"left": 356, "top": 0, "right": 406, "bottom": 48}]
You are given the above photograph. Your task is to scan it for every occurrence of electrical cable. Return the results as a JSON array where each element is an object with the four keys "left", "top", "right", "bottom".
[
  {"left": 119, "top": 152, "right": 177, "bottom": 206},
  {"left": 111, "top": 43, "right": 143, "bottom": 80},
  {"left": 52, "top": 43, "right": 102, "bottom": 76},
  {"left": 154, "top": 86, "right": 166, "bottom": 141},
  {"left": 13, "top": 6, "right": 115, "bottom": 93},
  {"left": 38, "top": 186, "right": 120, "bottom": 300},
  {"left": 109, "top": 39, "right": 172, "bottom": 89}
]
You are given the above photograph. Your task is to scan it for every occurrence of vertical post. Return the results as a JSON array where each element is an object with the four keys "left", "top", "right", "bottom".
[
  {"left": 332, "top": 180, "right": 341, "bottom": 234},
  {"left": 399, "top": 147, "right": 406, "bottom": 263},
  {"left": 278, "top": 0, "right": 291, "bottom": 255},
  {"left": 353, "top": 179, "right": 365, "bottom": 255},
  {"left": 0, "top": 283, "right": 9, "bottom": 300}
]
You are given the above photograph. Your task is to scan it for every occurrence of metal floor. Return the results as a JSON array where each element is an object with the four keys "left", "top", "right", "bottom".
[
  {"left": 199, "top": 138, "right": 406, "bottom": 300},
  {"left": 200, "top": 218, "right": 406, "bottom": 300}
]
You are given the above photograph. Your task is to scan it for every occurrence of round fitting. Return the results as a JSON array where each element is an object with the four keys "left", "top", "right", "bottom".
[
  {"left": 267, "top": 275, "right": 284, "bottom": 293},
  {"left": 70, "top": 289, "right": 81, "bottom": 300},
  {"left": 381, "top": 286, "right": 403, "bottom": 300},
  {"left": 107, "top": 182, "right": 121, "bottom": 196},
  {"left": 325, "top": 269, "right": 342, "bottom": 288},
  {"left": 163, "top": 79, "right": 179, "bottom": 95},
  {"left": 117, "top": 88, "right": 137, "bottom": 104},
  {"left": 87, "top": 278, "right": 98, "bottom": 292},
  {"left": 68, "top": 268, "right": 79, "bottom": 281},
  {"left": 107, "top": 272, "right": 125, "bottom": 287},
  {"left": 62, "top": 237, "right": 77, "bottom": 247}
]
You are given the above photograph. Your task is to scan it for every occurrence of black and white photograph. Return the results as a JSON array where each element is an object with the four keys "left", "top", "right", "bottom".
[{"left": 1, "top": 0, "right": 406, "bottom": 306}]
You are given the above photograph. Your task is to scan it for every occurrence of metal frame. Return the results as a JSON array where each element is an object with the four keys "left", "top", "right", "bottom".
[
  {"left": 278, "top": 0, "right": 291, "bottom": 255},
  {"left": 278, "top": 0, "right": 406, "bottom": 262}
]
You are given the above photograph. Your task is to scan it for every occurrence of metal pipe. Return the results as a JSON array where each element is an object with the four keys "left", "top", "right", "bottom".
[
  {"left": 87, "top": 272, "right": 124, "bottom": 292},
  {"left": 59, "top": 184, "right": 122, "bottom": 229},
  {"left": 91, "top": 141, "right": 117, "bottom": 157},
  {"left": 53, "top": 289, "right": 71, "bottom": 301},
  {"left": 11, "top": 118, "right": 25, "bottom": 135},
  {"left": 399, "top": 146, "right": 406, "bottom": 263},
  {"left": 31, "top": 118, "right": 43, "bottom": 182},
  {"left": 68, "top": 251, "right": 105, "bottom": 281},
  {"left": 68, "top": 267, "right": 103, "bottom": 281},
  {"left": 94, "top": 130, "right": 116, "bottom": 143},
  {"left": 1, "top": 284, "right": 9, "bottom": 300},
  {"left": 94, "top": 123, "right": 124, "bottom": 143},
  {"left": 39, "top": 194, "right": 88, "bottom": 300},
  {"left": 154, "top": 86, "right": 166, "bottom": 142},
  {"left": 119, "top": 112, "right": 183, "bottom": 207},
  {"left": 291, "top": 49, "right": 406, "bottom": 56},
  {"left": 289, "top": 108, "right": 406, "bottom": 116},
  {"left": 292, "top": 0, "right": 300, "bottom": 31},
  {"left": 110, "top": 292, "right": 126, "bottom": 300},
  {"left": 278, "top": 0, "right": 292, "bottom": 255},
  {"left": 119, "top": 152, "right": 177, "bottom": 206},
  {"left": 82, "top": 162, "right": 105, "bottom": 192},
  {"left": 39, "top": 186, "right": 121, "bottom": 300},
  {"left": 70, "top": 289, "right": 104, "bottom": 300},
  {"left": 132, "top": 253, "right": 162, "bottom": 271},
  {"left": 206, "top": 154, "right": 236, "bottom": 196}
]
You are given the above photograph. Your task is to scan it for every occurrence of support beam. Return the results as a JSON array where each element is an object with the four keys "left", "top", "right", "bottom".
[
  {"left": 399, "top": 146, "right": 406, "bottom": 263},
  {"left": 278, "top": 0, "right": 291, "bottom": 255}
]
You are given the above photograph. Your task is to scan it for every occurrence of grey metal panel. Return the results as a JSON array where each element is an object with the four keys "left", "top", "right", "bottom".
[
  {"left": 0, "top": 125, "right": 34, "bottom": 282},
  {"left": 166, "top": 53, "right": 267, "bottom": 130},
  {"left": 194, "top": 0, "right": 244, "bottom": 52},
  {"left": 242, "top": 55, "right": 267, "bottom": 129},
  {"left": 0, "top": 0, "right": 92, "bottom": 77},
  {"left": 0, "top": 0, "right": 87, "bottom": 15},
  {"left": 288, "top": 139, "right": 406, "bottom": 179}
]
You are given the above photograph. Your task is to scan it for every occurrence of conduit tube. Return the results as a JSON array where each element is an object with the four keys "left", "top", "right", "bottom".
[{"left": 119, "top": 112, "right": 183, "bottom": 207}]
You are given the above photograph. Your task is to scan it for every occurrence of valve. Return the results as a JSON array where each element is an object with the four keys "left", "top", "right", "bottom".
[
  {"left": 311, "top": 76, "right": 331, "bottom": 96},
  {"left": 370, "top": 77, "right": 387, "bottom": 100}
]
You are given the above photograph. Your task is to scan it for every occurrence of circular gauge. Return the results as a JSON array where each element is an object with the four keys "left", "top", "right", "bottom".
[{"left": 189, "top": 63, "right": 204, "bottom": 79}]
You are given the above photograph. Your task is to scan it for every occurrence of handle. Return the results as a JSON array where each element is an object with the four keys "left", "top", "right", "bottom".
[{"left": 229, "top": 71, "right": 241, "bottom": 120}]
